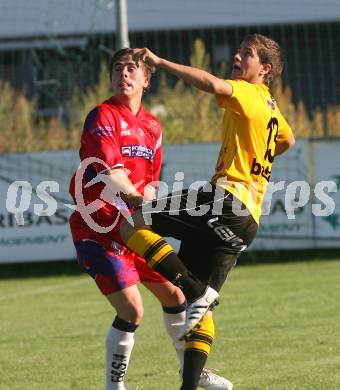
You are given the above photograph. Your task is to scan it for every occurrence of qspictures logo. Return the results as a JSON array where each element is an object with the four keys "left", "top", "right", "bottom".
[
  {"left": 3, "top": 157, "right": 340, "bottom": 234},
  {"left": 321, "top": 174, "right": 340, "bottom": 231}
]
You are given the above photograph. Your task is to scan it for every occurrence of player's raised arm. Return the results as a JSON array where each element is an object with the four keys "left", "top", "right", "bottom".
[
  {"left": 135, "top": 48, "right": 233, "bottom": 97},
  {"left": 274, "top": 110, "right": 296, "bottom": 156},
  {"left": 275, "top": 134, "right": 295, "bottom": 156}
]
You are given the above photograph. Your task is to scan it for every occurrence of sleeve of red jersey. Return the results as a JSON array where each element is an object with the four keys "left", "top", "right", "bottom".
[{"left": 81, "top": 106, "right": 124, "bottom": 174}]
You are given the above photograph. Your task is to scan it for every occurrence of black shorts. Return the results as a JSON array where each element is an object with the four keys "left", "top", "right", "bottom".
[{"left": 140, "top": 184, "right": 258, "bottom": 291}]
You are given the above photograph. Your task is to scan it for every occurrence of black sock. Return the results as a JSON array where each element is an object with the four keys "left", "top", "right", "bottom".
[
  {"left": 127, "top": 230, "right": 206, "bottom": 303},
  {"left": 180, "top": 315, "right": 214, "bottom": 390},
  {"left": 154, "top": 251, "right": 206, "bottom": 303},
  {"left": 181, "top": 350, "right": 207, "bottom": 390}
]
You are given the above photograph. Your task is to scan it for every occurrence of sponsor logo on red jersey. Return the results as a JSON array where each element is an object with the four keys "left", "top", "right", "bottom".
[{"left": 121, "top": 145, "right": 154, "bottom": 161}]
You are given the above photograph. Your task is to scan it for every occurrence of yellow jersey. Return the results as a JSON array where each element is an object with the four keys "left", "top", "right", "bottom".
[{"left": 211, "top": 79, "right": 292, "bottom": 224}]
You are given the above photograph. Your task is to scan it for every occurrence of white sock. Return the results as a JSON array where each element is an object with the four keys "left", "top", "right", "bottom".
[
  {"left": 105, "top": 325, "right": 136, "bottom": 390},
  {"left": 162, "top": 309, "right": 186, "bottom": 375}
]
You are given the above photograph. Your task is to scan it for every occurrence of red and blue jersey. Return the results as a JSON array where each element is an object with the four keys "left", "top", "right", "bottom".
[{"left": 69, "top": 97, "right": 162, "bottom": 240}]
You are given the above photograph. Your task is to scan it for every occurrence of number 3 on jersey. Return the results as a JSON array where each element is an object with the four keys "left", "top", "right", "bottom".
[
  {"left": 264, "top": 117, "right": 278, "bottom": 163},
  {"left": 250, "top": 116, "right": 278, "bottom": 181}
]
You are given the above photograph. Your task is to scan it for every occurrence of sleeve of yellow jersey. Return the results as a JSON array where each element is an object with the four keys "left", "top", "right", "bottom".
[{"left": 216, "top": 79, "right": 257, "bottom": 118}]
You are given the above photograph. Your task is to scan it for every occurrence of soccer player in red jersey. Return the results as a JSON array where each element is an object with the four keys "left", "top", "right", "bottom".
[
  {"left": 69, "top": 48, "right": 228, "bottom": 390},
  {"left": 69, "top": 48, "right": 185, "bottom": 390}
]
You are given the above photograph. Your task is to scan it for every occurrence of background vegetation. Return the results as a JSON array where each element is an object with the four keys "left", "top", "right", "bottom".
[{"left": 1, "top": 39, "right": 340, "bottom": 153}]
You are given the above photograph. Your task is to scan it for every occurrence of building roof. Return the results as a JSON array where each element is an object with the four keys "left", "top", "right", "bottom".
[{"left": 1, "top": 0, "right": 340, "bottom": 40}]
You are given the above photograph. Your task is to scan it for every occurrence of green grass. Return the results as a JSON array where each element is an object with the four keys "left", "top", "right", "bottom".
[{"left": 1, "top": 260, "right": 340, "bottom": 390}]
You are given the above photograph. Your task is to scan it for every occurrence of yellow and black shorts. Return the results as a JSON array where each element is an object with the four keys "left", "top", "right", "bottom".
[{"left": 138, "top": 184, "right": 258, "bottom": 291}]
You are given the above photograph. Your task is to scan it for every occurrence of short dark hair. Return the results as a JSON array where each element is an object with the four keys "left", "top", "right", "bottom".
[
  {"left": 109, "top": 48, "right": 155, "bottom": 88},
  {"left": 243, "top": 34, "right": 284, "bottom": 85}
]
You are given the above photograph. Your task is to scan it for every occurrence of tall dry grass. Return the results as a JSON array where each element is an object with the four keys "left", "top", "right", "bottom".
[
  {"left": 0, "top": 39, "right": 339, "bottom": 153},
  {"left": 146, "top": 39, "right": 223, "bottom": 143}
]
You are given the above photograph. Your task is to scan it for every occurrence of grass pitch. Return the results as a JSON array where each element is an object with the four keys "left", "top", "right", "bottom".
[{"left": 0, "top": 259, "right": 339, "bottom": 390}]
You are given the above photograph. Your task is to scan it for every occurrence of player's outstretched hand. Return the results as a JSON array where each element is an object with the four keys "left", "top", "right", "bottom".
[{"left": 133, "top": 48, "right": 161, "bottom": 68}]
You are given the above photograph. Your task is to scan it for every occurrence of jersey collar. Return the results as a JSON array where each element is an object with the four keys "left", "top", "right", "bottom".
[{"left": 110, "top": 96, "right": 145, "bottom": 119}]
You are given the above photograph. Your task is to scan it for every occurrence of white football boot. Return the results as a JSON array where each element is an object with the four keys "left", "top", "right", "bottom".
[
  {"left": 198, "top": 368, "right": 233, "bottom": 390},
  {"left": 178, "top": 286, "right": 219, "bottom": 340}
]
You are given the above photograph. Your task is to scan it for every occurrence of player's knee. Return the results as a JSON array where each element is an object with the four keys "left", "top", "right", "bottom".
[
  {"left": 114, "top": 299, "right": 144, "bottom": 324},
  {"left": 160, "top": 284, "right": 186, "bottom": 306},
  {"left": 127, "top": 302, "right": 145, "bottom": 324},
  {"left": 119, "top": 218, "right": 134, "bottom": 243},
  {"left": 170, "top": 286, "right": 186, "bottom": 305},
  {"left": 132, "top": 305, "right": 144, "bottom": 323}
]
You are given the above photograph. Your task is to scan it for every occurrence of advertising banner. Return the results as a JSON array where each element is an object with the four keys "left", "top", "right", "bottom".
[
  {"left": 312, "top": 141, "right": 340, "bottom": 248},
  {"left": 0, "top": 139, "right": 339, "bottom": 263},
  {"left": 252, "top": 139, "right": 315, "bottom": 250},
  {"left": 0, "top": 151, "right": 77, "bottom": 263}
]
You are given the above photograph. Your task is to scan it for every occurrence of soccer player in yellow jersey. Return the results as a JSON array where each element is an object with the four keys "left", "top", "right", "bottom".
[{"left": 111, "top": 34, "right": 295, "bottom": 390}]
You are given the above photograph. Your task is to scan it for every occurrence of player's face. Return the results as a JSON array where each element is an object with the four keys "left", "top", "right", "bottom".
[
  {"left": 111, "top": 54, "right": 149, "bottom": 99},
  {"left": 231, "top": 41, "right": 270, "bottom": 84}
]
